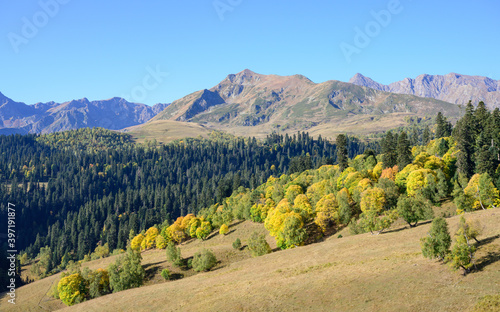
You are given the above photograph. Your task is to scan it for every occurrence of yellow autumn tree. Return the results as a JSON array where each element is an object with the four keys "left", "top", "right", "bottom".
[
  {"left": 130, "top": 234, "right": 144, "bottom": 251},
  {"left": 143, "top": 227, "right": 159, "bottom": 249},
  {"left": 293, "top": 194, "right": 313, "bottom": 221},
  {"left": 58, "top": 273, "right": 87, "bottom": 306},
  {"left": 314, "top": 193, "right": 339, "bottom": 232},
  {"left": 219, "top": 224, "right": 229, "bottom": 235}
]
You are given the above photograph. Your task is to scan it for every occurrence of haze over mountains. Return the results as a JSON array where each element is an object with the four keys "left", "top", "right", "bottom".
[
  {"left": 0, "top": 92, "right": 168, "bottom": 134},
  {"left": 349, "top": 73, "right": 500, "bottom": 109}
]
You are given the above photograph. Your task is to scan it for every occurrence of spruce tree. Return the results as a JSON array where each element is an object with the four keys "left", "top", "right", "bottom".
[
  {"left": 382, "top": 131, "right": 397, "bottom": 168},
  {"left": 336, "top": 134, "right": 348, "bottom": 171},
  {"left": 422, "top": 125, "right": 431, "bottom": 145},
  {"left": 397, "top": 131, "right": 412, "bottom": 170},
  {"left": 456, "top": 101, "right": 476, "bottom": 178}
]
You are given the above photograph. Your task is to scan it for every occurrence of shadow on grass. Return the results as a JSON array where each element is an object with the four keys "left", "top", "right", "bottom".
[
  {"left": 229, "top": 220, "right": 245, "bottom": 228},
  {"left": 169, "top": 273, "right": 184, "bottom": 281},
  {"left": 474, "top": 234, "right": 500, "bottom": 272}
]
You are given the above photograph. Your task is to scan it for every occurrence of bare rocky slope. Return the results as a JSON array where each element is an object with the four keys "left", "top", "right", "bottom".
[{"left": 349, "top": 73, "right": 500, "bottom": 109}]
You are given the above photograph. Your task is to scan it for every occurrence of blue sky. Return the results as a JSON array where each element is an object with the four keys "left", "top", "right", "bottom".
[{"left": 1, "top": 0, "right": 499, "bottom": 105}]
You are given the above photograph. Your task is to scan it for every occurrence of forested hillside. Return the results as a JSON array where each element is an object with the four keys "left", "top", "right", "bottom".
[{"left": 0, "top": 128, "right": 377, "bottom": 286}]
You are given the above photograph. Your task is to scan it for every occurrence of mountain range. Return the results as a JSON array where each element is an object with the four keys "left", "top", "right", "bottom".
[
  {"left": 151, "top": 69, "right": 460, "bottom": 137},
  {"left": 349, "top": 73, "right": 500, "bottom": 109},
  {"left": 2, "top": 70, "right": 499, "bottom": 136},
  {"left": 0, "top": 92, "right": 168, "bottom": 134}
]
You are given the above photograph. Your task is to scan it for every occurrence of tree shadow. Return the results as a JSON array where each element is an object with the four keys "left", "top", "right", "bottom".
[
  {"left": 473, "top": 234, "right": 500, "bottom": 272},
  {"left": 229, "top": 220, "right": 245, "bottom": 228},
  {"left": 169, "top": 273, "right": 184, "bottom": 281},
  {"left": 144, "top": 265, "right": 161, "bottom": 281}
]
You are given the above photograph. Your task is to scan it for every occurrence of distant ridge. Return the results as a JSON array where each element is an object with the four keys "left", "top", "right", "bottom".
[
  {"left": 349, "top": 73, "right": 500, "bottom": 109},
  {"left": 0, "top": 92, "right": 169, "bottom": 134}
]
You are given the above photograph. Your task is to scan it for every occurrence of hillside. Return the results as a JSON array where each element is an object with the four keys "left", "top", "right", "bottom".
[
  {"left": 2, "top": 209, "right": 498, "bottom": 311},
  {"left": 0, "top": 92, "right": 168, "bottom": 134},
  {"left": 151, "top": 70, "right": 460, "bottom": 137},
  {"left": 349, "top": 73, "right": 500, "bottom": 109},
  {"left": 121, "top": 120, "right": 211, "bottom": 144}
]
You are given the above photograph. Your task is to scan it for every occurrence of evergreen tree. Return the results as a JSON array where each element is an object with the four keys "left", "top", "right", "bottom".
[
  {"left": 336, "top": 134, "right": 349, "bottom": 171},
  {"left": 421, "top": 217, "right": 451, "bottom": 261},
  {"left": 382, "top": 131, "right": 397, "bottom": 168},
  {"left": 435, "top": 112, "right": 452, "bottom": 139},
  {"left": 396, "top": 131, "right": 412, "bottom": 170},
  {"left": 455, "top": 101, "right": 476, "bottom": 178},
  {"left": 422, "top": 125, "right": 431, "bottom": 145}
]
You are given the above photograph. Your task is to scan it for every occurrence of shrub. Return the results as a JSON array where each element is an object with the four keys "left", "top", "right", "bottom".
[
  {"left": 192, "top": 249, "right": 217, "bottom": 272},
  {"left": 166, "top": 242, "right": 183, "bottom": 267},
  {"left": 232, "top": 238, "right": 242, "bottom": 250},
  {"left": 248, "top": 231, "right": 271, "bottom": 257},
  {"left": 161, "top": 269, "right": 170, "bottom": 280}
]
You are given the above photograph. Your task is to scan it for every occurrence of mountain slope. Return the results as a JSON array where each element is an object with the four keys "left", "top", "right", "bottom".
[
  {"left": 349, "top": 73, "right": 500, "bottom": 109},
  {"left": 4, "top": 209, "right": 495, "bottom": 312},
  {"left": 152, "top": 69, "right": 460, "bottom": 136},
  {"left": 0, "top": 92, "right": 169, "bottom": 134}
]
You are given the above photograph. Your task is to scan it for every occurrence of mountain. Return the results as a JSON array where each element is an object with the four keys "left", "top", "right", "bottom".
[
  {"left": 0, "top": 92, "right": 169, "bottom": 134},
  {"left": 349, "top": 73, "right": 500, "bottom": 109},
  {"left": 152, "top": 69, "right": 460, "bottom": 137}
]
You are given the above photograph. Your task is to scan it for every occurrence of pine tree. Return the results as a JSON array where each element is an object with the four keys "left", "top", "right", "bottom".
[
  {"left": 422, "top": 125, "right": 431, "bottom": 145},
  {"left": 455, "top": 101, "right": 476, "bottom": 178},
  {"left": 336, "top": 134, "right": 348, "bottom": 171},
  {"left": 421, "top": 217, "right": 451, "bottom": 261},
  {"left": 397, "top": 131, "right": 412, "bottom": 170},
  {"left": 435, "top": 112, "right": 452, "bottom": 139},
  {"left": 382, "top": 131, "right": 397, "bottom": 168}
]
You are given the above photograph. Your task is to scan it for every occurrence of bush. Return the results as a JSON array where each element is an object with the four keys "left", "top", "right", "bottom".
[
  {"left": 166, "top": 242, "right": 183, "bottom": 267},
  {"left": 192, "top": 249, "right": 217, "bottom": 272},
  {"left": 248, "top": 232, "right": 271, "bottom": 257},
  {"left": 232, "top": 238, "right": 242, "bottom": 250},
  {"left": 161, "top": 269, "right": 170, "bottom": 280}
]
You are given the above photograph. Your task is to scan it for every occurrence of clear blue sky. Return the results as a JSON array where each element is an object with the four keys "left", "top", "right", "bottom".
[{"left": 1, "top": 0, "right": 499, "bottom": 105}]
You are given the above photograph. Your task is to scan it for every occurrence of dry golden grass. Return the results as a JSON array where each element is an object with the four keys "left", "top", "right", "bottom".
[
  {"left": 3, "top": 209, "right": 497, "bottom": 312},
  {"left": 122, "top": 120, "right": 211, "bottom": 144},
  {"left": 2, "top": 209, "right": 499, "bottom": 312}
]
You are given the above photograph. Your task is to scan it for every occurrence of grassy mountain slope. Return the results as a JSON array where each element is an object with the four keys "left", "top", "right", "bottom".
[
  {"left": 121, "top": 120, "right": 211, "bottom": 144},
  {"left": 149, "top": 69, "right": 460, "bottom": 138},
  {"left": 3, "top": 209, "right": 498, "bottom": 311}
]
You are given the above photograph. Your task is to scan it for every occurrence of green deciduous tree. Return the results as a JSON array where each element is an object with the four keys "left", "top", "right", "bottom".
[
  {"left": 397, "top": 195, "right": 434, "bottom": 227},
  {"left": 108, "top": 249, "right": 145, "bottom": 293}
]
